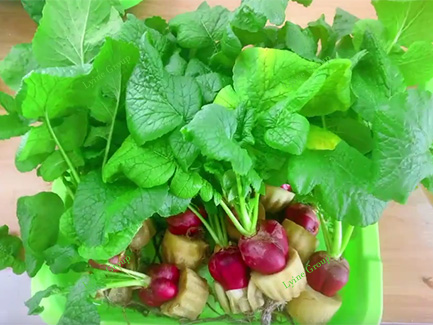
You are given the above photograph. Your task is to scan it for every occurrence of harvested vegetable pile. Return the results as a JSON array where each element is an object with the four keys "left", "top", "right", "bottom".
[{"left": 1, "top": 0, "right": 433, "bottom": 324}]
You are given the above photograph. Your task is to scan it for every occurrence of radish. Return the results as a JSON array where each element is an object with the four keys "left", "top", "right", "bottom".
[
  {"left": 130, "top": 219, "right": 156, "bottom": 251},
  {"left": 209, "top": 246, "right": 249, "bottom": 290},
  {"left": 284, "top": 203, "right": 319, "bottom": 235},
  {"left": 148, "top": 263, "right": 180, "bottom": 283},
  {"left": 282, "top": 218, "right": 319, "bottom": 264},
  {"left": 139, "top": 278, "right": 179, "bottom": 307},
  {"left": 238, "top": 220, "right": 289, "bottom": 274},
  {"left": 306, "top": 251, "right": 349, "bottom": 297},
  {"left": 166, "top": 208, "right": 206, "bottom": 236},
  {"left": 280, "top": 184, "right": 292, "bottom": 191}
]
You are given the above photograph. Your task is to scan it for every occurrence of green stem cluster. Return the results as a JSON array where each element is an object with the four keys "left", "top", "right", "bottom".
[{"left": 189, "top": 204, "right": 228, "bottom": 247}]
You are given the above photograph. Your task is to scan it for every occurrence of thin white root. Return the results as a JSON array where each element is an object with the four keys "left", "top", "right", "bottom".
[
  {"left": 129, "top": 219, "right": 156, "bottom": 251},
  {"left": 282, "top": 219, "right": 319, "bottom": 264},
  {"left": 161, "top": 230, "right": 208, "bottom": 269},
  {"left": 214, "top": 282, "right": 231, "bottom": 314},
  {"left": 251, "top": 248, "right": 306, "bottom": 302},
  {"left": 247, "top": 280, "right": 265, "bottom": 311},
  {"left": 161, "top": 268, "right": 209, "bottom": 320},
  {"left": 287, "top": 285, "right": 342, "bottom": 324},
  {"left": 261, "top": 185, "right": 295, "bottom": 213}
]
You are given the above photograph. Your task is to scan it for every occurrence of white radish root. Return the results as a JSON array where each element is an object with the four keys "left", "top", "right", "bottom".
[
  {"left": 214, "top": 282, "right": 231, "bottom": 314},
  {"left": 251, "top": 247, "right": 306, "bottom": 302},
  {"left": 287, "top": 285, "right": 342, "bottom": 324},
  {"left": 129, "top": 219, "right": 156, "bottom": 251},
  {"left": 282, "top": 219, "right": 319, "bottom": 264},
  {"left": 161, "top": 230, "right": 208, "bottom": 269},
  {"left": 161, "top": 268, "right": 209, "bottom": 320},
  {"left": 247, "top": 280, "right": 265, "bottom": 311},
  {"left": 261, "top": 185, "right": 295, "bottom": 213}
]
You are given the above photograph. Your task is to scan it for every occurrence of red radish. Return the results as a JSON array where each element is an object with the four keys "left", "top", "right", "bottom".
[
  {"left": 148, "top": 263, "right": 180, "bottom": 283},
  {"left": 306, "top": 251, "right": 349, "bottom": 297},
  {"left": 208, "top": 246, "right": 249, "bottom": 291},
  {"left": 284, "top": 203, "right": 319, "bottom": 236},
  {"left": 89, "top": 255, "right": 125, "bottom": 272},
  {"left": 281, "top": 184, "right": 292, "bottom": 192},
  {"left": 238, "top": 220, "right": 289, "bottom": 275},
  {"left": 166, "top": 208, "right": 207, "bottom": 236},
  {"left": 139, "top": 278, "right": 179, "bottom": 307}
]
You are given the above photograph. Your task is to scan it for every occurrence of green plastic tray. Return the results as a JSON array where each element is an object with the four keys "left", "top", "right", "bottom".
[{"left": 32, "top": 221, "right": 383, "bottom": 324}]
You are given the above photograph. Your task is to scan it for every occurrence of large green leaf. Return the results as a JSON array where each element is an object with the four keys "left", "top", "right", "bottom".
[
  {"left": 126, "top": 35, "right": 202, "bottom": 144},
  {"left": 233, "top": 47, "right": 319, "bottom": 112},
  {"left": 352, "top": 31, "right": 405, "bottom": 121},
  {"left": 373, "top": 0, "right": 433, "bottom": 49},
  {"left": 103, "top": 136, "right": 176, "bottom": 188},
  {"left": 182, "top": 104, "right": 253, "bottom": 175},
  {"left": 170, "top": 168, "right": 203, "bottom": 199},
  {"left": 21, "top": 0, "right": 46, "bottom": 23},
  {"left": 371, "top": 90, "right": 433, "bottom": 203},
  {"left": 169, "top": 2, "right": 230, "bottom": 49},
  {"left": 33, "top": 0, "right": 122, "bottom": 67},
  {"left": 0, "top": 114, "right": 30, "bottom": 140},
  {"left": 391, "top": 41, "right": 433, "bottom": 87},
  {"left": 17, "top": 192, "right": 64, "bottom": 256},
  {"left": 287, "top": 142, "right": 388, "bottom": 226}
]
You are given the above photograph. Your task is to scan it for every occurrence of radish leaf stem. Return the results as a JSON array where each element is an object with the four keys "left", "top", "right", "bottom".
[
  {"left": 189, "top": 204, "right": 223, "bottom": 246},
  {"left": 220, "top": 200, "right": 249, "bottom": 236},
  {"left": 331, "top": 220, "right": 342, "bottom": 258},
  {"left": 338, "top": 224, "right": 354, "bottom": 258},
  {"left": 318, "top": 211, "right": 332, "bottom": 252}
]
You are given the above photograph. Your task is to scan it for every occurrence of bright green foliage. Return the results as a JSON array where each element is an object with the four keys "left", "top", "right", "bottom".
[
  {"left": 169, "top": 3, "right": 230, "bottom": 49},
  {"left": 372, "top": 0, "right": 433, "bottom": 49},
  {"left": 0, "top": 43, "right": 38, "bottom": 90},
  {"left": 0, "top": 225, "right": 25, "bottom": 274},
  {"left": 182, "top": 104, "right": 252, "bottom": 175},
  {"left": 170, "top": 168, "right": 203, "bottom": 199},
  {"left": 21, "top": 0, "right": 46, "bottom": 23},
  {"left": 288, "top": 142, "right": 387, "bottom": 226},
  {"left": 0, "top": 93, "right": 30, "bottom": 140},
  {"left": 371, "top": 90, "right": 433, "bottom": 203},
  {"left": 126, "top": 35, "right": 202, "bottom": 144},
  {"left": 25, "top": 285, "right": 60, "bottom": 315},
  {"left": 33, "top": 0, "right": 123, "bottom": 67}
]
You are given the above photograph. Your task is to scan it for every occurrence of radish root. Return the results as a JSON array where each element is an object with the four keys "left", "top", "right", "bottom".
[{"left": 282, "top": 219, "right": 319, "bottom": 264}]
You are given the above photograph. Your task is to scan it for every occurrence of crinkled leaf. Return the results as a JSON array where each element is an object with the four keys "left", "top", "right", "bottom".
[
  {"left": 103, "top": 136, "right": 176, "bottom": 188},
  {"left": 126, "top": 35, "right": 201, "bottom": 144},
  {"left": 168, "top": 129, "right": 200, "bottom": 170},
  {"left": 33, "top": 0, "right": 122, "bottom": 67},
  {"left": 0, "top": 43, "right": 38, "bottom": 91},
  {"left": 170, "top": 168, "right": 203, "bottom": 199},
  {"left": 0, "top": 225, "right": 25, "bottom": 274},
  {"left": 0, "top": 114, "right": 30, "bottom": 140},
  {"left": 115, "top": 14, "right": 148, "bottom": 46},
  {"left": 332, "top": 8, "right": 359, "bottom": 39},
  {"left": 352, "top": 31, "right": 405, "bottom": 121},
  {"left": 169, "top": 2, "right": 230, "bottom": 49},
  {"left": 288, "top": 142, "right": 388, "bottom": 226},
  {"left": 235, "top": 104, "right": 255, "bottom": 146},
  {"left": 233, "top": 47, "right": 319, "bottom": 112},
  {"left": 44, "top": 245, "right": 84, "bottom": 274},
  {"left": 262, "top": 103, "right": 310, "bottom": 154},
  {"left": 25, "top": 285, "right": 60, "bottom": 316},
  {"left": 182, "top": 104, "right": 253, "bottom": 175},
  {"left": 58, "top": 276, "right": 100, "bottom": 325},
  {"left": 214, "top": 85, "right": 240, "bottom": 109},
  {"left": 196, "top": 72, "right": 231, "bottom": 103},
  {"left": 17, "top": 192, "right": 64, "bottom": 256},
  {"left": 372, "top": 90, "right": 433, "bottom": 203},
  {"left": 278, "top": 22, "right": 317, "bottom": 61},
  {"left": 308, "top": 15, "right": 336, "bottom": 59},
  {"left": 156, "top": 191, "right": 191, "bottom": 217},
  {"left": 165, "top": 51, "right": 187, "bottom": 76}
]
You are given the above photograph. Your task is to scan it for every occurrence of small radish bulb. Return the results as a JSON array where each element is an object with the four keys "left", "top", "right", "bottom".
[
  {"left": 284, "top": 203, "right": 319, "bottom": 235},
  {"left": 238, "top": 220, "right": 289, "bottom": 275},
  {"left": 306, "top": 251, "right": 350, "bottom": 297},
  {"left": 166, "top": 208, "right": 206, "bottom": 236},
  {"left": 208, "top": 246, "right": 250, "bottom": 291},
  {"left": 281, "top": 184, "right": 292, "bottom": 192},
  {"left": 139, "top": 278, "right": 179, "bottom": 307},
  {"left": 148, "top": 263, "right": 180, "bottom": 284}
]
